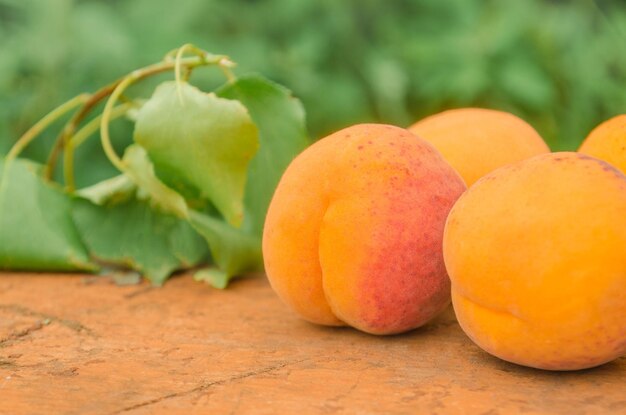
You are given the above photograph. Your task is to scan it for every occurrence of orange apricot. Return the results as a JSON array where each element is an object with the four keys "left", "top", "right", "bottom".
[
  {"left": 579, "top": 114, "right": 626, "bottom": 174},
  {"left": 263, "top": 124, "right": 466, "bottom": 335},
  {"left": 444, "top": 152, "right": 626, "bottom": 370},
  {"left": 409, "top": 108, "right": 550, "bottom": 186}
]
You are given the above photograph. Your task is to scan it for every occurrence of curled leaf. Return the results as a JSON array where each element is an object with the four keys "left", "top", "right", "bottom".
[{"left": 122, "top": 144, "right": 189, "bottom": 219}]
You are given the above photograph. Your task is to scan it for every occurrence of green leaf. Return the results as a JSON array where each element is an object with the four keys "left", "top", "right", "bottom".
[
  {"left": 217, "top": 75, "right": 309, "bottom": 236},
  {"left": 72, "top": 194, "right": 208, "bottom": 285},
  {"left": 0, "top": 158, "right": 94, "bottom": 271},
  {"left": 134, "top": 81, "right": 259, "bottom": 227},
  {"left": 188, "top": 209, "right": 263, "bottom": 286}
]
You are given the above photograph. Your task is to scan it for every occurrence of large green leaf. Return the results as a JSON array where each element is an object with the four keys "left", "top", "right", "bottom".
[
  {"left": 0, "top": 158, "right": 94, "bottom": 271},
  {"left": 134, "top": 81, "right": 259, "bottom": 227},
  {"left": 217, "top": 75, "right": 310, "bottom": 236},
  {"left": 72, "top": 185, "right": 208, "bottom": 286}
]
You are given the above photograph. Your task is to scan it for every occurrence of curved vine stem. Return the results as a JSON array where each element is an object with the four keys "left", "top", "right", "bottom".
[
  {"left": 44, "top": 80, "right": 126, "bottom": 180},
  {"left": 100, "top": 76, "right": 136, "bottom": 173},
  {"left": 175, "top": 44, "right": 206, "bottom": 103},
  {"left": 71, "top": 103, "right": 134, "bottom": 151},
  {"left": 45, "top": 49, "right": 236, "bottom": 182},
  {"left": 6, "top": 94, "right": 90, "bottom": 163},
  {"left": 63, "top": 102, "right": 134, "bottom": 191},
  {"left": 219, "top": 58, "right": 236, "bottom": 83}
]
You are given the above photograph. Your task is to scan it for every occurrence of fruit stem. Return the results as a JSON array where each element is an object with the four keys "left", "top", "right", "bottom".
[{"left": 5, "top": 94, "right": 90, "bottom": 163}]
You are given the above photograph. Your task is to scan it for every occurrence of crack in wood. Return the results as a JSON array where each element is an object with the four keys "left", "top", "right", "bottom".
[
  {"left": 0, "top": 321, "right": 45, "bottom": 346},
  {"left": 0, "top": 304, "right": 96, "bottom": 339},
  {"left": 111, "top": 359, "right": 308, "bottom": 414}
]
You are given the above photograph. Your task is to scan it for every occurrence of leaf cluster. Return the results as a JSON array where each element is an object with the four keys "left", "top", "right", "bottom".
[{"left": 0, "top": 45, "right": 309, "bottom": 286}]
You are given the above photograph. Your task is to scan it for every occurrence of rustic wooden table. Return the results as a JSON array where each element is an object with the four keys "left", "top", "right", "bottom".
[{"left": 0, "top": 273, "right": 623, "bottom": 414}]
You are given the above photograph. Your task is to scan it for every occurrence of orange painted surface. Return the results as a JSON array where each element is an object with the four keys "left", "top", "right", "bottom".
[
  {"left": 0, "top": 273, "right": 624, "bottom": 414},
  {"left": 263, "top": 124, "right": 466, "bottom": 334},
  {"left": 579, "top": 114, "right": 626, "bottom": 175},
  {"left": 444, "top": 152, "right": 626, "bottom": 370},
  {"left": 409, "top": 108, "right": 550, "bottom": 186}
]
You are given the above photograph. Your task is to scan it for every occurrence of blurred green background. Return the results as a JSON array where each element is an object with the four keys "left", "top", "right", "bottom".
[{"left": 1, "top": 0, "right": 626, "bottom": 166}]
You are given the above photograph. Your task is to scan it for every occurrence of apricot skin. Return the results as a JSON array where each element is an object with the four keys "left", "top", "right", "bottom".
[
  {"left": 444, "top": 152, "right": 626, "bottom": 370},
  {"left": 263, "top": 124, "right": 466, "bottom": 335},
  {"left": 579, "top": 114, "right": 626, "bottom": 175},
  {"left": 409, "top": 108, "right": 550, "bottom": 186}
]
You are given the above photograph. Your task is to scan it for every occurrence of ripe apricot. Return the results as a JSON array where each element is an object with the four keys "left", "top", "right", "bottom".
[
  {"left": 444, "top": 152, "right": 626, "bottom": 370},
  {"left": 579, "top": 114, "right": 626, "bottom": 174},
  {"left": 263, "top": 124, "right": 466, "bottom": 335},
  {"left": 409, "top": 108, "right": 550, "bottom": 186}
]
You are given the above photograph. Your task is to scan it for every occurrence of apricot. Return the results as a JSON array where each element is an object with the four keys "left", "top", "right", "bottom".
[
  {"left": 579, "top": 114, "right": 626, "bottom": 174},
  {"left": 409, "top": 108, "right": 550, "bottom": 186},
  {"left": 263, "top": 124, "right": 466, "bottom": 335},
  {"left": 444, "top": 152, "right": 626, "bottom": 370}
]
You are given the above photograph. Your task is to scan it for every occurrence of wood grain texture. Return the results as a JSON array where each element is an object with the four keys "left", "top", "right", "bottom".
[{"left": 0, "top": 273, "right": 624, "bottom": 415}]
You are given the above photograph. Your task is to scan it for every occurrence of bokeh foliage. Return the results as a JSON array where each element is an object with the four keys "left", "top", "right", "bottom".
[{"left": 1, "top": 0, "right": 626, "bottom": 158}]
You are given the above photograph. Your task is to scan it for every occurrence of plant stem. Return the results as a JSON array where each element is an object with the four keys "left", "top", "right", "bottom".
[
  {"left": 175, "top": 44, "right": 196, "bottom": 103},
  {"left": 46, "top": 53, "right": 232, "bottom": 180},
  {"left": 100, "top": 76, "right": 135, "bottom": 173},
  {"left": 219, "top": 59, "right": 236, "bottom": 83},
  {"left": 174, "top": 44, "right": 213, "bottom": 100},
  {"left": 71, "top": 103, "right": 134, "bottom": 150},
  {"left": 45, "top": 80, "right": 122, "bottom": 179},
  {"left": 6, "top": 94, "right": 90, "bottom": 163},
  {"left": 63, "top": 103, "right": 133, "bottom": 191}
]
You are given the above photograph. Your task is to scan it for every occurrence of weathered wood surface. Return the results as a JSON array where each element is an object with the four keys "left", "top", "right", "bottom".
[{"left": 0, "top": 273, "right": 624, "bottom": 414}]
